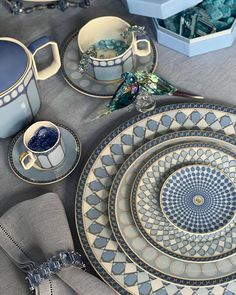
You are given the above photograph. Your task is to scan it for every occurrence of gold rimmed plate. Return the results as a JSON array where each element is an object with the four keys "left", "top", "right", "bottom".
[
  {"left": 108, "top": 133, "right": 236, "bottom": 286},
  {"left": 75, "top": 103, "right": 236, "bottom": 294},
  {"left": 130, "top": 143, "right": 236, "bottom": 263}
]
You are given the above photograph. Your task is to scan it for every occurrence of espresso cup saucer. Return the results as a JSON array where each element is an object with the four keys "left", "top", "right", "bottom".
[
  {"left": 61, "top": 30, "right": 158, "bottom": 99},
  {"left": 8, "top": 124, "right": 81, "bottom": 185}
]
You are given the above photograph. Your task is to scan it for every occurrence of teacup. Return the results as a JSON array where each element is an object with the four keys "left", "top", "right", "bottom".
[
  {"left": 78, "top": 16, "right": 151, "bottom": 81},
  {"left": 20, "top": 121, "right": 65, "bottom": 170}
]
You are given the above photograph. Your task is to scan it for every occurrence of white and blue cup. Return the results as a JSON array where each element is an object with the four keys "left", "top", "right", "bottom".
[
  {"left": 77, "top": 16, "right": 151, "bottom": 81},
  {"left": 20, "top": 121, "right": 65, "bottom": 170}
]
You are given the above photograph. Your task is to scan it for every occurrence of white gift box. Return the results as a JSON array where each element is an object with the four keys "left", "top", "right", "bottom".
[
  {"left": 122, "top": 0, "right": 236, "bottom": 56},
  {"left": 151, "top": 17, "right": 236, "bottom": 56},
  {"left": 124, "top": 0, "right": 202, "bottom": 19}
]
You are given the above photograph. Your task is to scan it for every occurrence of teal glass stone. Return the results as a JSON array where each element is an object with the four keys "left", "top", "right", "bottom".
[
  {"left": 163, "top": 15, "right": 180, "bottom": 33},
  {"left": 204, "top": 5, "right": 223, "bottom": 20},
  {"left": 230, "top": 4, "right": 236, "bottom": 16},
  {"left": 98, "top": 40, "right": 106, "bottom": 46},
  {"left": 225, "top": 0, "right": 234, "bottom": 6},
  {"left": 161, "top": 0, "right": 236, "bottom": 39},
  {"left": 226, "top": 16, "right": 235, "bottom": 24},
  {"left": 219, "top": 4, "right": 232, "bottom": 18},
  {"left": 84, "top": 39, "right": 129, "bottom": 60},
  {"left": 214, "top": 0, "right": 225, "bottom": 5},
  {"left": 201, "top": 0, "right": 224, "bottom": 6},
  {"left": 116, "top": 40, "right": 122, "bottom": 47},
  {"left": 213, "top": 20, "right": 229, "bottom": 30},
  {"left": 104, "top": 40, "right": 114, "bottom": 48}
]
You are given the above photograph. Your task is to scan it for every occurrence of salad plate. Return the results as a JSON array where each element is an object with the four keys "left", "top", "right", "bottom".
[
  {"left": 109, "top": 133, "right": 236, "bottom": 285},
  {"left": 131, "top": 142, "right": 236, "bottom": 262}
]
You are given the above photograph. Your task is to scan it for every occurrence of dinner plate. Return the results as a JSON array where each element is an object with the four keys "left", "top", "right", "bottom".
[
  {"left": 61, "top": 30, "right": 158, "bottom": 99},
  {"left": 131, "top": 142, "right": 236, "bottom": 261},
  {"left": 76, "top": 103, "right": 236, "bottom": 294},
  {"left": 109, "top": 133, "right": 236, "bottom": 285}
]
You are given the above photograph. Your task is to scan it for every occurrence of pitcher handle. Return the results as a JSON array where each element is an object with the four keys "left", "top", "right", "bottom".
[{"left": 28, "top": 36, "right": 61, "bottom": 81}]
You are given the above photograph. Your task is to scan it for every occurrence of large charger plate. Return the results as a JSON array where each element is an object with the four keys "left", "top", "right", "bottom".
[
  {"left": 75, "top": 103, "right": 236, "bottom": 295},
  {"left": 131, "top": 142, "right": 236, "bottom": 261},
  {"left": 109, "top": 132, "right": 236, "bottom": 285}
]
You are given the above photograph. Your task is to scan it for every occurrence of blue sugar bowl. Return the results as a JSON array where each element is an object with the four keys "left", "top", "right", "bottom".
[{"left": 0, "top": 36, "right": 61, "bottom": 138}]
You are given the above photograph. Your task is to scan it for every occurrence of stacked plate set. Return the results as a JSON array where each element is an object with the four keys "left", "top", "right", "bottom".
[{"left": 75, "top": 103, "right": 236, "bottom": 295}]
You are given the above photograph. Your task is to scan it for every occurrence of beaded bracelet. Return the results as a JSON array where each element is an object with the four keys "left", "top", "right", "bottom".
[{"left": 25, "top": 250, "right": 86, "bottom": 291}]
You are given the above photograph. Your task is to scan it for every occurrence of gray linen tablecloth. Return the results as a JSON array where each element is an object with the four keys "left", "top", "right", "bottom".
[{"left": 1, "top": 0, "right": 236, "bottom": 292}]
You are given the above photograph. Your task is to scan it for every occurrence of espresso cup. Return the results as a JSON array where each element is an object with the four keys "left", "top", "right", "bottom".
[
  {"left": 20, "top": 121, "right": 65, "bottom": 170},
  {"left": 78, "top": 16, "right": 151, "bottom": 81}
]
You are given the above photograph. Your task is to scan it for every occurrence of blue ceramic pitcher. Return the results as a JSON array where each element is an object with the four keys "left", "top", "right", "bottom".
[{"left": 0, "top": 36, "right": 61, "bottom": 138}]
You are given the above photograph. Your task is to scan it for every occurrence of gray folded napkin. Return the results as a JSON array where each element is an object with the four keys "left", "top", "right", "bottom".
[{"left": 0, "top": 193, "right": 116, "bottom": 295}]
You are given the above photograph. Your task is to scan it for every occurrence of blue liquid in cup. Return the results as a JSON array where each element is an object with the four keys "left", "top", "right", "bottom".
[{"left": 28, "top": 126, "right": 58, "bottom": 152}]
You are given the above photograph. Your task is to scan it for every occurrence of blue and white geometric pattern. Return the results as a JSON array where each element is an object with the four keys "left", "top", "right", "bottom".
[
  {"left": 76, "top": 103, "right": 236, "bottom": 295},
  {"left": 161, "top": 165, "right": 236, "bottom": 234},
  {"left": 132, "top": 143, "right": 236, "bottom": 261},
  {"left": 109, "top": 135, "right": 236, "bottom": 285},
  {"left": 61, "top": 32, "right": 157, "bottom": 98}
]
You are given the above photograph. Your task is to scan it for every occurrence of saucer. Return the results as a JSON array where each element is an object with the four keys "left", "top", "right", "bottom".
[
  {"left": 8, "top": 124, "right": 81, "bottom": 185},
  {"left": 61, "top": 30, "right": 158, "bottom": 99}
]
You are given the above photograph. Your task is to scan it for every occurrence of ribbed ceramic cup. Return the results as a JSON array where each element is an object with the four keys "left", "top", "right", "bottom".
[
  {"left": 20, "top": 121, "right": 65, "bottom": 170},
  {"left": 78, "top": 16, "right": 151, "bottom": 81}
]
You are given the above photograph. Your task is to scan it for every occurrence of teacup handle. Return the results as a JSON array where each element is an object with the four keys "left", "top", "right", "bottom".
[
  {"left": 133, "top": 35, "right": 151, "bottom": 57},
  {"left": 28, "top": 36, "right": 61, "bottom": 81},
  {"left": 19, "top": 152, "right": 36, "bottom": 170}
]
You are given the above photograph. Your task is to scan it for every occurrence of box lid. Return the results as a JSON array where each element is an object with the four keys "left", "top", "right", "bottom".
[{"left": 124, "top": 0, "right": 203, "bottom": 19}]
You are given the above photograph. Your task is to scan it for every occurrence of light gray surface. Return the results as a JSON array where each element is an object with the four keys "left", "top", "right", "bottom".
[{"left": 0, "top": 0, "right": 236, "bottom": 270}]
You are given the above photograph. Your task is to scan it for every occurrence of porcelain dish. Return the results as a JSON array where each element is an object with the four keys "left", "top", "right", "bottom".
[
  {"left": 109, "top": 133, "right": 236, "bottom": 285},
  {"left": 9, "top": 124, "right": 81, "bottom": 185},
  {"left": 75, "top": 103, "right": 236, "bottom": 295},
  {"left": 61, "top": 31, "right": 158, "bottom": 98},
  {"left": 77, "top": 16, "right": 151, "bottom": 81},
  {"left": 131, "top": 142, "right": 236, "bottom": 262}
]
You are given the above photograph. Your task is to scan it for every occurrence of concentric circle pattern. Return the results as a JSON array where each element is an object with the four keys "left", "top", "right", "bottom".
[
  {"left": 109, "top": 133, "right": 236, "bottom": 283},
  {"left": 161, "top": 165, "right": 236, "bottom": 234},
  {"left": 132, "top": 143, "right": 236, "bottom": 261}
]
